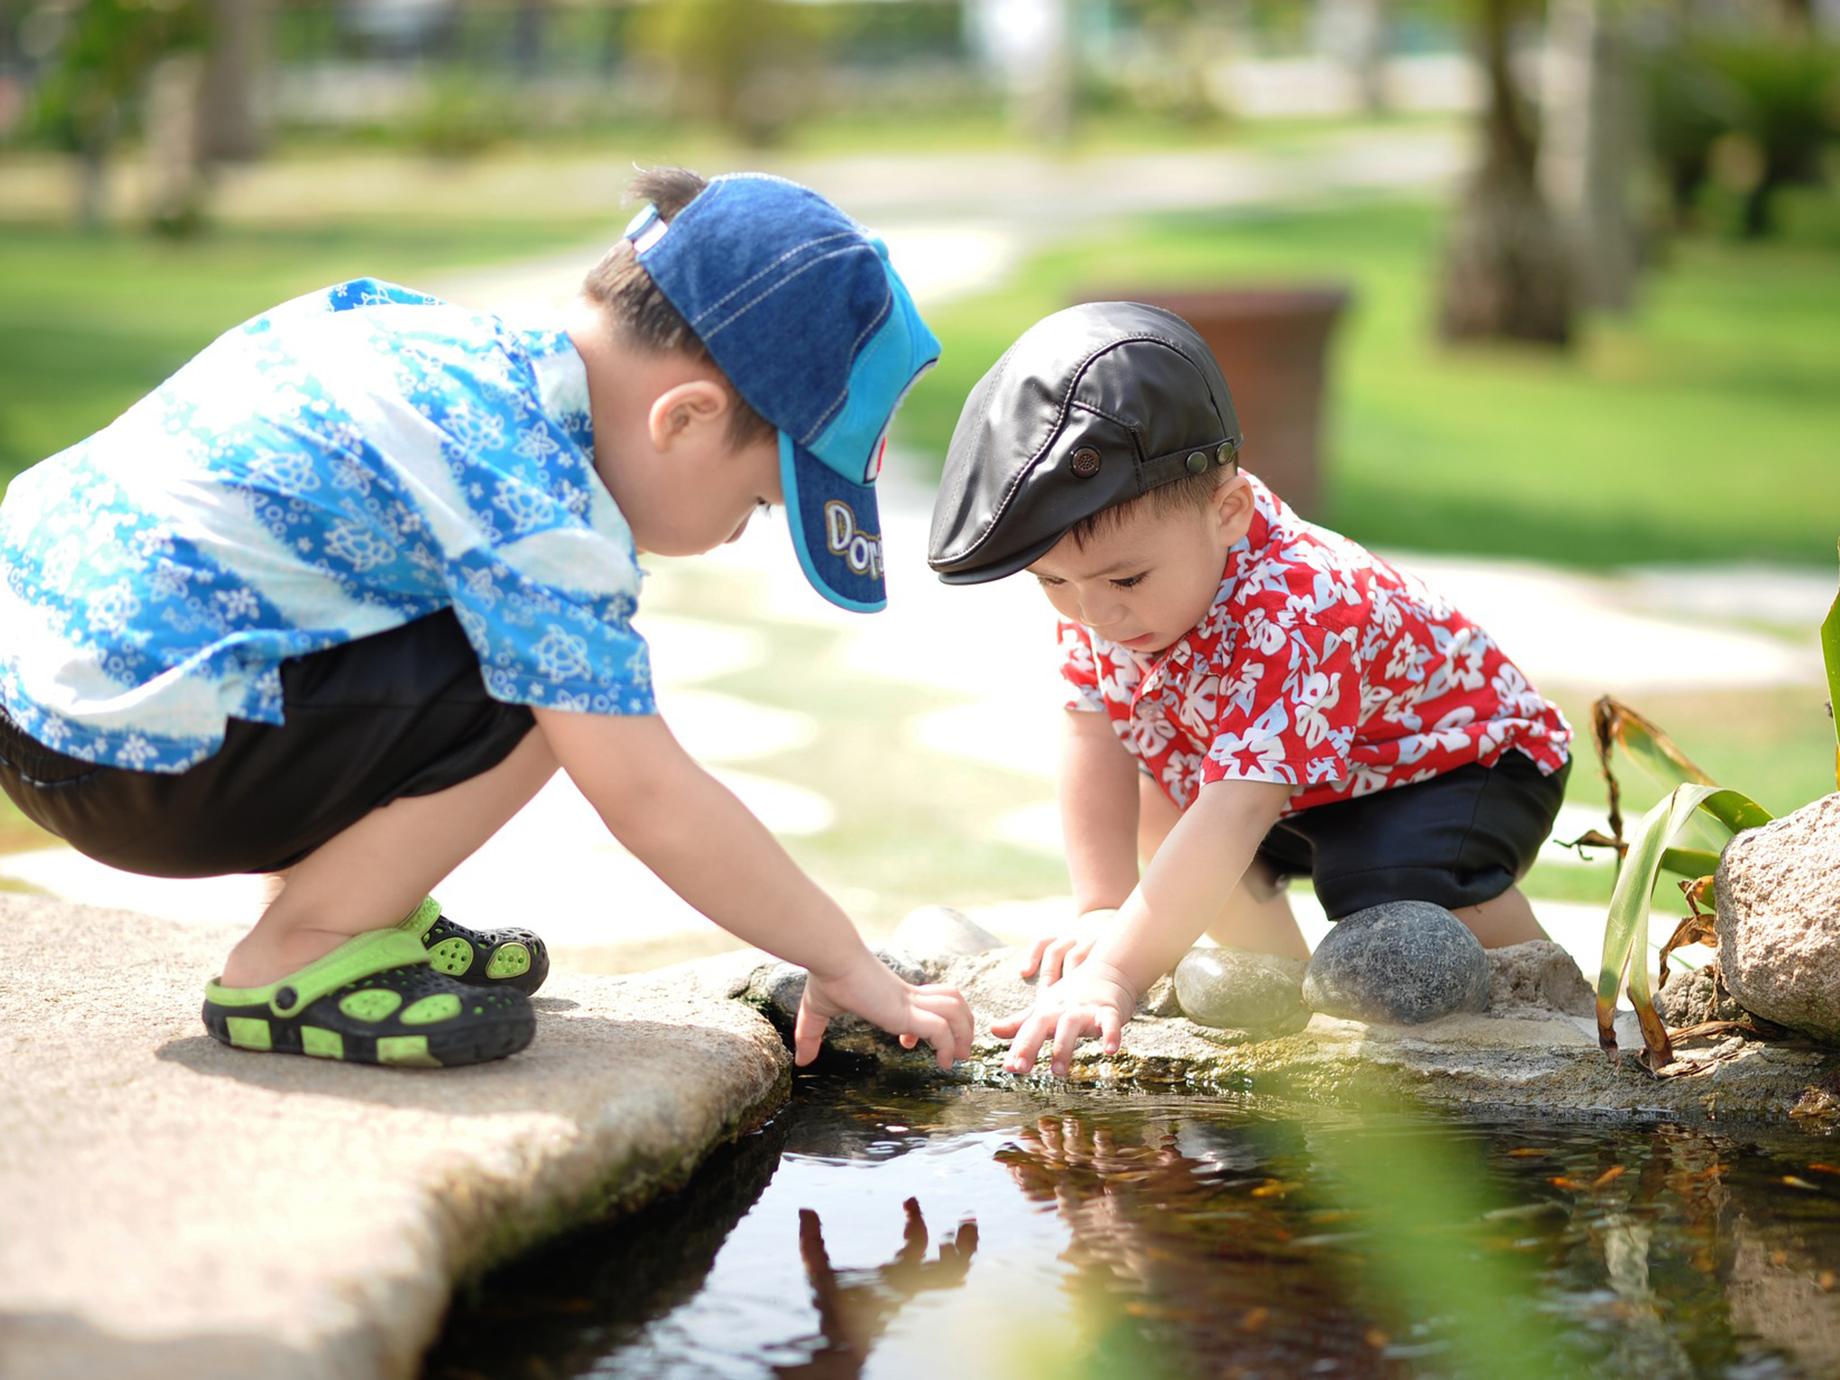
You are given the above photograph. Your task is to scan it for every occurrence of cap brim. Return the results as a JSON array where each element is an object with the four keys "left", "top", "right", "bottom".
[
  {"left": 930, "top": 525, "right": 1065, "bottom": 586},
  {"left": 782, "top": 433, "right": 887, "bottom": 612}
]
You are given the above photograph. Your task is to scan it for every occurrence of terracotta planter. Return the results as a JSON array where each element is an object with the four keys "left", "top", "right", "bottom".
[{"left": 1078, "top": 286, "right": 1352, "bottom": 519}]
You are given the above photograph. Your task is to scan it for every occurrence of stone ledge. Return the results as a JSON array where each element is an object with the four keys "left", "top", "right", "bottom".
[
  {"left": 732, "top": 941, "right": 1840, "bottom": 1131},
  {"left": 0, "top": 895, "right": 790, "bottom": 1380}
]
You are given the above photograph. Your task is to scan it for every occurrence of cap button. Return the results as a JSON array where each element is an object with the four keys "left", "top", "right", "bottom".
[
  {"left": 1070, "top": 447, "right": 1101, "bottom": 478},
  {"left": 1184, "top": 451, "right": 1208, "bottom": 475}
]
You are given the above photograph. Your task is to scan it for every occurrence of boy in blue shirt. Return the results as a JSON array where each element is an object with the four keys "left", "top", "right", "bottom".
[{"left": 0, "top": 168, "right": 974, "bottom": 1071}]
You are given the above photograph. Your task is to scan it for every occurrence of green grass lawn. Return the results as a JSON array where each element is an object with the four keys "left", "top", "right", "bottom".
[
  {"left": 898, "top": 193, "right": 1840, "bottom": 571},
  {"left": 0, "top": 215, "right": 617, "bottom": 479},
  {"left": 8, "top": 150, "right": 1837, "bottom": 572}
]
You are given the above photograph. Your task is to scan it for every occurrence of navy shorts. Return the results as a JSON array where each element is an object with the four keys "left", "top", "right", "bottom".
[
  {"left": 0, "top": 611, "right": 535, "bottom": 878},
  {"left": 1256, "top": 751, "right": 1571, "bottom": 919}
]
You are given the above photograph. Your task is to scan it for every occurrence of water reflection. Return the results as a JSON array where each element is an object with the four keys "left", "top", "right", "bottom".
[
  {"left": 994, "top": 1109, "right": 1406, "bottom": 1378},
  {"left": 426, "top": 1077, "right": 1840, "bottom": 1380},
  {"left": 775, "top": 1198, "right": 979, "bottom": 1378}
]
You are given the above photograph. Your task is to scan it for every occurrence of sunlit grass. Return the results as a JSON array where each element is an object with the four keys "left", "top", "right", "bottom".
[{"left": 906, "top": 193, "right": 1840, "bottom": 571}]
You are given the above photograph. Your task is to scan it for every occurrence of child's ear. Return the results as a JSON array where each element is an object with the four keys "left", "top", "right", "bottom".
[
  {"left": 1212, "top": 471, "right": 1255, "bottom": 543},
  {"left": 648, "top": 380, "right": 729, "bottom": 452}
]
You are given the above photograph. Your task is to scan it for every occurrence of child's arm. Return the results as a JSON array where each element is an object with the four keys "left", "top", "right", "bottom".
[
  {"left": 991, "top": 775, "right": 1293, "bottom": 1076},
  {"left": 533, "top": 706, "right": 975, "bottom": 1069},
  {"left": 1019, "top": 707, "right": 1140, "bottom": 982}
]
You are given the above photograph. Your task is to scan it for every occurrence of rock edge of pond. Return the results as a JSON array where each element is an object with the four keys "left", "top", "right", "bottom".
[
  {"left": 8, "top": 893, "right": 1840, "bottom": 1380},
  {"left": 673, "top": 916, "right": 1840, "bottom": 1133}
]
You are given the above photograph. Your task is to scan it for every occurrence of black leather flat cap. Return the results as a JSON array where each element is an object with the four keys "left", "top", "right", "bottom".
[{"left": 928, "top": 301, "right": 1242, "bottom": 584}]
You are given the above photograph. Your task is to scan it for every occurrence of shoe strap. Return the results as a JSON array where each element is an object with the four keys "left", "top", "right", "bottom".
[
  {"left": 207, "top": 930, "right": 433, "bottom": 1017},
  {"left": 394, "top": 895, "right": 443, "bottom": 941}
]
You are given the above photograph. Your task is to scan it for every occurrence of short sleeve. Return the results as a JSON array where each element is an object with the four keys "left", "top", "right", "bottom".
[
  {"left": 367, "top": 317, "right": 659, "bottom": 716},
  {"left": 1057, "top": 618, "right": 1106, "bottom": 713}
]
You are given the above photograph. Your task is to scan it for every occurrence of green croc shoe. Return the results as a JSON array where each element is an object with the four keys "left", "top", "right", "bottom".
[
  {"left": 397, "top": 896, "right": 550, "bottom": 996},
  {"left": 202, "top": 929, "right": 534, "bottom": 1068}
]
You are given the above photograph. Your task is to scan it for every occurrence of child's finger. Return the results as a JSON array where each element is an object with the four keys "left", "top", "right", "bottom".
[
  {"left": 935, "top": 1000, "right": 976, "bottom": 1067},
  {"left": 792, "top": 999, "right": 830, "bottom": 1066},
  {"left": 1018, "top": 935, "right": 1053, "bottom": 979},
  {"left": 1049, "top": 1011, "right": 1094, "bottom": 1077},
  {"left": 987, "top": 1008, "right": 1026, "bottom": 1039},
  {"left": 1099, "top": 1007, "right": 1125, "bottom": 1055},
  {"left": 1004, "top": 1014, "right": 1052, "bottom": 1074}
]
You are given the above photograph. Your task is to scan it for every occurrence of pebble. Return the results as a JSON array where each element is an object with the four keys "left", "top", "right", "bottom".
[
  {"left": 1173, "top": 947, "right": 1309, "bottom": 1032},
  {"left": 1302, "top": 901, "right": 1491, "bottom": 1024}
]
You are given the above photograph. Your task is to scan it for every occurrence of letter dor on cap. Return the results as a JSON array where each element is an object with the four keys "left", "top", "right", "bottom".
[
  {"left": 927, "top": 301, "right": 1241, "bottom": 585},
  {"left": 628, "top": 173, "right": 941, "bottom": 612}
]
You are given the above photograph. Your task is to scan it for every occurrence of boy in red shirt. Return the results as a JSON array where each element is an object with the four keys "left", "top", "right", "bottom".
[{"left": 928, "top": 302, "right": 1572, "bottom": 1075}]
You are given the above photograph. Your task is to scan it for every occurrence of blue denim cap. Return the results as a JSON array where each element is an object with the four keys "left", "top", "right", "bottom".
[{"left": 625, "top": 173, "right": 942, "bottom": 612}]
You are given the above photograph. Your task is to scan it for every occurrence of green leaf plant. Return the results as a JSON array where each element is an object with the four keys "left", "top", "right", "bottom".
[{"left": 1588, "top": 545, "right": 1840, "bottom": 1074}]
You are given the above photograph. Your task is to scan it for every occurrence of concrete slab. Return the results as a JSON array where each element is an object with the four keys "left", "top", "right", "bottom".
[{"left": 0, "top": 895, "right": 789, "bottom": 1380}]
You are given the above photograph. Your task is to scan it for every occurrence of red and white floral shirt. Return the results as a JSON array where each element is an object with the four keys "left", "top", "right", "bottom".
[{"left": 1060, "top": 475, "right": 1572, "bottom": 815}]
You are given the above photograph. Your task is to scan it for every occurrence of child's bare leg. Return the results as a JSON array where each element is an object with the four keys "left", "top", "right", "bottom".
[
  {"left": 1138, "top": 776, "right": 1309, "bottom": 961},
  {"left": 1451, "top": 884, "right": 1548, "bottom": 948},
  {"left": 1206, "top": 861, "right": 1310, "bottom": 960},
  {"left": 221, "top": 729, "right": 559, "bottom": 986}
]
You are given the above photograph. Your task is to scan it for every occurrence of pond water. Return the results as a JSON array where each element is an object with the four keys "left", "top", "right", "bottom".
[{"left": 426, "top": 1072, "right": 1840, "bottom": 1380}]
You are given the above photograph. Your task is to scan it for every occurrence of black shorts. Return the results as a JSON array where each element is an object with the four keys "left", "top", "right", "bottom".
[
  {"left": 1256, "top": 751, "right": 1571, "bottom": 919},
  {"left": 0, "top": 611, "right": 535, "bottom": 878}
]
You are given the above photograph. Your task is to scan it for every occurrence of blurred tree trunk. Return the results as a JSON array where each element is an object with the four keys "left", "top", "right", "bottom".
[
  {"left": 1540, "top": 0, "right": 1643, "bottom": 312},
  {"left": 1436, "top": 0, "right": 1573, "bottom": 345},
  {"left": 511, "top": 0, "right": 548, "bottom": 79},
  {"left": 145, "top": 49, "right": 206, "bottom": 232},
  {"left": 1318, "top": 0, "right": 1388, "bottom": 114},
  {"left": 197, "top": 0, "right": 273, "bottom": 163},
  {"left": 972, "top": 0, "right": 1075, "bottom": 145}
]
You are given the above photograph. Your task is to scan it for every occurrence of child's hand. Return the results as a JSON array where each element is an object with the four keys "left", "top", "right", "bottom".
[
  {"left": 1018, "top": 908, "right": 1118, "bottom": 984},
  {"left": 988, "top": 959, "right": 1139, "bottom": 1077},
  {"left": 795, "top": 950, "right": 975, "bottom": 1071}
]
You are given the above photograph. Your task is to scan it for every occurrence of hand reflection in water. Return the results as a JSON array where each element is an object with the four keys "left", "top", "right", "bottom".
[
  {"left": 776, "top": 1196, "right": 979, "bottom": 1379},
  {"left": 994, "top": 1112, "right": 1403, "bottom": 1378}
]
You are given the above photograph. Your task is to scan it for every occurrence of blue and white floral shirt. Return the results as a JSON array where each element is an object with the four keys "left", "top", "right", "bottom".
[{"left": 0, "top": 278, "right": 655, "bottom": 773}]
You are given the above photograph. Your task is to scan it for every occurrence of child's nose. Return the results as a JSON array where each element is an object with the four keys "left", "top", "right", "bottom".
[{"left": 1077, "top": 588, "right": 1124, "bottom": 627}]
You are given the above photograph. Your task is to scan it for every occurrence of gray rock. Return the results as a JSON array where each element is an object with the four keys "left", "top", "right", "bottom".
[
  {"left": 1717, "top": 792, "right": 1840, "bottom": 1043},
  {"left": 1487, "top": 940, "right": 1594, "bottom": 1017},
  {"left": 746, "top": 946, "right": 930, "bottom": 1025},
  {"left": 1302, "top": 901, "right": 1491, "bottom": 1024},
  {"left": 1656, "top": 959, "right": 1748, "bottom": 1031},
  {"left": 890, "top": 904, "right": 1005, "bottom": 958},
  {"left": 737, "top": 948, "right": 946, "bottom": 1064},
  {"left": 1173, "top": 947, "right": 1310, "bottom": 1033}
]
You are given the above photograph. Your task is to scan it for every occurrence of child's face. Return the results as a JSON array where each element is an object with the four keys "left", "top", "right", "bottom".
[
  {"left": 626, "top": 427, "right": 785, "bottom": 558},
  {"left": 1027, "top": 485, "right": 1247, "bottom": 655}
]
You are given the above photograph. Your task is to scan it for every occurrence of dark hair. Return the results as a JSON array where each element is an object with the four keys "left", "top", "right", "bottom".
[
  {"left": 1065, "top": 465, "right": 1236, "bottom": 549},
  {"left": 580, "top": 167, "right": 776, "bottom": 451}
]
